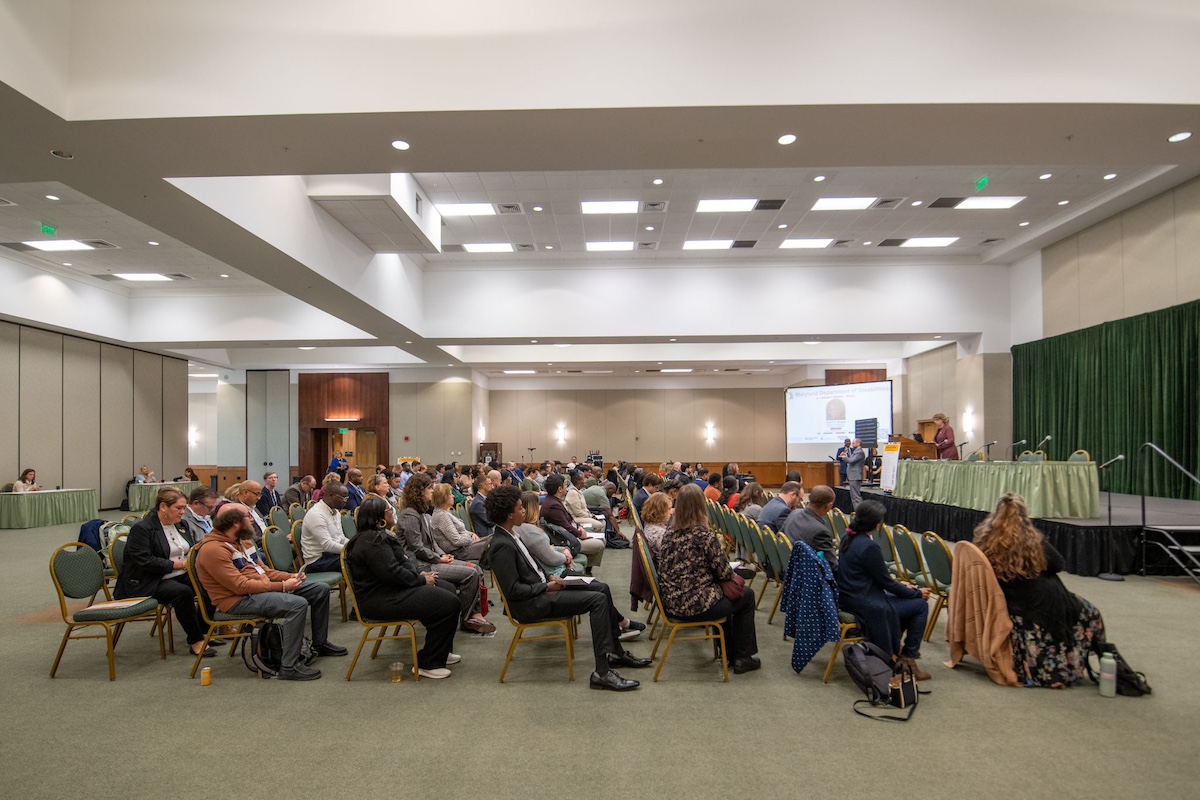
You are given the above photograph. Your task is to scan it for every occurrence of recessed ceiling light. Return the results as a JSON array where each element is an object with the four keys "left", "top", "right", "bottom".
[
  {"left": 657, "top": 362, "right": 662, "bottom": 365},
  {"left": 532, "top": 205, "right": 544, "bottom": 212},
  {"left": 779, "top": 238, "right": 834, "bottom": 249},
  {"left": 645, "top": 225, "right": 655, "bottom": 231},
  {"left": 954, "top": 196, "right": 1025, "bottom": 210},
  {"left": 447, "top": 363, "right": 452, "bottom": 366},
  {"left": 22, "top": 240, "right": 94, "bottom": 251},
  {"left": 661, "top": 368, "right": 693, "bottom": 373},
  {"left": 934, "top": 335, "right": 943, "bottom": 339},
  {"left": 531, "top": 340, "right": 537, "bottom": 343},
  {"left": 1168, "top": 132, "right": 1192, "bottom": 143},
  {"left": 1018, "top": 221, "right": 1031, "bottom": 227},
  {"left": 633, "top": 370, "right": 639, "bottom": 374},
  {"left": 405, "top": 341, "right": 412, "bottom": 344},
  {"left": 901, "top": 237, "right": 959, "bottom": 247},
  {"left": 554, "top": 343, "right": 572, "bottom": 348},
  {"left": 462, "top": 242, "right": 514, "bottom": 253},
  {"left": 804, "top": 341, "right": 820, "bottom": 345},
  {"left": 391, "top": 140, "right": 410, "bottom": 150},
  {"left": 147, "top": 241, "right": 160, "bottom": 246},
  {"left": 777, "top": 134, "right": 797, "bottom": 145},
  {"left": 544, "top": 245, "right": 554, "bottom": 249},
  {"left": 436, "top": 203, "right": 495, "bottom": 217},
  {"left": 61, "top": 262, "right": 71, "bottom": 266},
  {"left": 114, "top": 273, "right": 173, "bottom": 281},
  {"left": 557, "top": 371, "right": 563, "bottom": 374},
  {"left": 586, "top": 241, "right": 634, "bottom": 251},
  {"left": 189, "top": 373, "right": 219, "bottom": 378},
  {"left": 813, "top": 175, "right": 826, "bottom": 182},
  {"left": 669, "top": 338, "right": 677, "bottom": 342},
  {"left": 696, "top": 199, "right": 756, "bottom": 213},
  {"left": 1058, "top": 200, "right": 1070, "bottom": 206},
  {"left": 45, "top": 194, "right": 59, "bottom": 201},
  {"left": 1103, "top": 173, "right": 1117, "bottom": 180},
  {"left": 683, "top": 240, "right": 733, "bottom": 250},
  {"left": 220, "top": 273, "right": 229, "bottom": 278},
  {"left": 503, "top": 370, "right": 536, "bottom": 375},
  {"left": 811, "top": 197, "right": 877, "bottom": 211},
  {"left": 1039, "top": 173, "right": 1052, "bottom": 180},
  {"left": 768, "top": 361, "right": 775, "bottom": 364},
  {"left": 298, "top": 346, "right": 316, "bottom": 351},
  {"left": 653, "top": 178, "right": 664, "bottom": 185},
  {"left": 777, "top": 224, "right": 787, "bottom": 229},
  {"left": 581, "top": 200, "right": 638, "bottom": 214},
  {"left": 862, "top": 241, "right": 873, "bottom": 246},
  {"left": 50, "top": 149, "right": 73, "bottom": 160},
  {"left": 911, "top": 200, "right": 923, "bottom": 207}
]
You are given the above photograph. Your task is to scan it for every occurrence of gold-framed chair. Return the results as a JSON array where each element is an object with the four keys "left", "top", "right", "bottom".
[
  {"left": 121, "top": 514, "right": 140, "bottom": 526},
  {"left": 492, "top": 570, "right": 575, "bottom": 684},
  {"left": 1068, "top": 449, "right": 1090, "bottom": 462},
  {"left": 636, "top": 534, "right": 729, "bottom": 683},
  {"left": 184, "top": 547, "right": 268, "bottom": 678},
  {"left": 822, "top": 611, "right": 866, "bottom": 683},
  {"left": 287, "top": 520, "right": 348, "bottom": 621},
  {"left": 108, "top": 531, "right": 176, "bottom": 653},
  {"left": 966, "top": 451, "right": 984, "bottom": 462},
  {"left": 48, "top": 543, "right": 165, "bottom": 681},
  {"left": 340, "top": 549, "right": 420, "bottom": 681},
  {"left": 269, "top": 507, "right": 290, "bottom": 533},
  {"left": 919, "top": 531, "right": 953, "bottom": 641}
]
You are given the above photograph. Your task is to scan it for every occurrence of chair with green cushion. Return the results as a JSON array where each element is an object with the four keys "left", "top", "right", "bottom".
[
  {"left": 829, "top": 508, "right": 849, "bottom": 543},
  {"left": 457, "top": 503, "right": 474, "bottom": 533},
  {"left": 919, "top": 532, "right": 953, "bottom": 641},
  {"left": 184, "top": 547, "right": 267, "bottom": 678},
  {"left": 1068, "top": 449, "right": 1090, "bottom": 462},
  {"left": 287, "top": 520, "right": 348, "bottom": 622},
  {"left": 1032, "top": 450, "right": 1047, "bottom": 461},
  {"left": 872, "top": 524, "right": 899, "bottom": 577},
  {"left": 340, "top": 512, "right": 357, "bottom": 540},
  {"left": 1, "top": 482, "right": 12, "bottom": 492},
  {"left": 966, "top": 451, "right": 983, "bottom": 462},
  {"left": 269, "top": 507, "right": 289, "bottom": 533},
  {"left": 823, "top": 611, "right": 866, "bottom": 684},
  {"left": 288, "top": 503, "right": 305, "bottom": 524},
  {"left": 765, "top": 530, "right": 793, "bottom": 624},
  {"left": 261, "top": 526, "right": 296, "bottom": 572},
  {"left": 341, "top": 548, "right": 421, "bottom": 681},
  {"left": 110, "top": 532, "right": 175, "bottom": 651},
  {"left": 890, "top": 525, "right": 929, "bottom": 588},
  {"left": 1017, "top": 451, "right": 1035, "bottom": 462},
  {"left": 49, "top": 543, "right": 165, "bottom": 681},
  {"left": 744, "top": 518, "right": 774, "bottom": 608}
]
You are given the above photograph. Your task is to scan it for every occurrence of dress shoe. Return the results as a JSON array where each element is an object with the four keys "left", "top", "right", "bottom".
[
  {"left": 732, "top": 656, "right": 762, "bottom": 674},
  {"left": 898, "top": 655, "right": 931, "bottom": 681},
  {"left": 206, "top": 639, "right": 227, "bottom": 648},
  {"left": 589, "top": 670, "right": 640, "bottom": 691},
  {"left": 190, "top": 645, "right": 217, "bottom": 658},
  {"left": 462, "top": 617, "right": 497, "bottom": 634},
  {"left": 277, "top": 664, "right": 322, "bottom": 681},
  {"left": 313, "top": 641, "right": 348, "bottom": 657},
  {"left": 607, "top": 651, "right": 653, "bottom": 669},
  {"left": 416, "top": 666, "right": 452, "bottom": 680},
  {"left": 446, "top": 653, "right": 462, "bottom": 665},
  {"left": 618, "top": 619, "right": 646, "bottom": 641}
]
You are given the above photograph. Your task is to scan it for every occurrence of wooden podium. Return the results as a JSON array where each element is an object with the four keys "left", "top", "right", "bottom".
[{"left": 888, "top": 434, "right": 937, "bottom": 460}]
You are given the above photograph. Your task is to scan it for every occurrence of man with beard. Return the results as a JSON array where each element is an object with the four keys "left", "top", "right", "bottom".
[{"left": 195, "top": 504, "right": 347, "bottom": 681}]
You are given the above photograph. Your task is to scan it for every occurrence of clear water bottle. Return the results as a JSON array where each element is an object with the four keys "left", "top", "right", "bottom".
[{"left": 1099, "top": 652, "right": 1117, "bottom": 697}]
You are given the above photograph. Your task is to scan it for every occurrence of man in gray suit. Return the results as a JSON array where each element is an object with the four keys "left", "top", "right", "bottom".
[{"left": 842, "top": 439, "right": 866, "bottom": 508}]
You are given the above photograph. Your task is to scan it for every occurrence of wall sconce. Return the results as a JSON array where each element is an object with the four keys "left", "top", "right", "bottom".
[
  {"left": 556, "top": 423, "right": 566, "bottom": 445},
  {"left": 188, "top": 426, "right": 199, "bottom": 447},
  {"left": 962, "top": 409, "right": 975, "bottom": 437},
  {"left": 478, "top": 422, "right": 486, "bottom": 441},
  {"left": 705, "top": 422, "right": 716, "bottom": 445}
]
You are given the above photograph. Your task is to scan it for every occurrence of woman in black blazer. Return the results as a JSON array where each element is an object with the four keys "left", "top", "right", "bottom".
[
  {"left": 114, "top": 487, "right": 214, "bottom": 658},
  {"left": 343, "top": 497, "right": 461, "bottom": 678}
]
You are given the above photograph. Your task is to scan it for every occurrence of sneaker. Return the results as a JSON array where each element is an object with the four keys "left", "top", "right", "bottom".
[
  {"left": 618, "top": 620, "right": 645, "bottom": 641},
  {"left": 446, "top": 653, "right": 462, "bottom": 665},
  {"left": 277, "top": 664, "right": 322, "bottom": 681},
  {"left": 415, "top": 666, "right": 452, "bottom": 680}
]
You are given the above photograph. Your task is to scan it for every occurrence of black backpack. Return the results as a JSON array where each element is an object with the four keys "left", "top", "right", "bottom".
[
  {"left": 843, "top": 641, "right": 924, "bottom": 721},
  {"left": 243, "top": 622, "right": 316, "bottom": 677},
  {"left": 1087, "top": 642, "right": 1152, "bottom": 697}
]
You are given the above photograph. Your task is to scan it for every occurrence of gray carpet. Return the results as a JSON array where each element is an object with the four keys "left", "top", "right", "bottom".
[{"left": 4, "top": 515, "right": 1197, "bottom": 800}]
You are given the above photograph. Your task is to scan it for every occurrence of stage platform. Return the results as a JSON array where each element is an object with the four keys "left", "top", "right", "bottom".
[{"left": 833, "top": 486, "right": 1200, "bottom": 577}]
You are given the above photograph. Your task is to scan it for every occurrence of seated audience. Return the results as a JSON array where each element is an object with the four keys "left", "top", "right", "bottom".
[
  {"left": 344, "top": 469, "right": 366, "bottom": 512},
  {"left": 703, "top": 475, "right": 721, "bottom": 502},
  {"left": 719, "top": 476, "right": 740, "bottom": 509},
  {"left": 693, "top": 467, "right": 710, "bottom": 493},
  {"left": 180, "top": 467, "right": 200, "bottom": 482},
  {"left": 13, "top": 468, "right": 40, "bottom": 492},
  {"left": 256, "top": 471, "right": 281, "bottom": 516},
  {"left": 469, "top": 472, "right": 496, "bottom": 538},
  {"left": 235, "top": 480, "right": 267, "bottom": 547},
  {"left": 181, "top": 486, "right": 218, "bottom": 542},
  {"left": 656, "top": 484, "right": 760, "bottom": 674},
  {"left": 196, "top": 503, "right": 346, "bottom": 680},
  {"left": 311, "top": 472, "right": 340, "bottom": 504},
  {"left": 734, "top": 483, "right": 767, "bottom": 519},
  {"left": 633, "top": 472, "right": 662, "bottom": 515},
  {"left": 639, "top": 491, "right": 672, "bottom": 559},
  {"left": 974, "top": 492, "right": 1106, "bottom": 688},
  {"left": 115, "top": 488, "right": 214, "bottom": 659},
  {"left": 344, "top": 497, "right": 462, "bottom": 679},
  {"left": 564, "top": 471, "right": 603, "bottom": 532},
  {"left": 781, "top": 485, "right": 839, "bottom": 568},
  {"left": 431, "top": 483, "right": 487, "bottom": 561},
  {"left": 540, "top": 474, "right": 605, "bottom": 573},
  {"left": 835, "top": 501, "right": 931, "bottom": 679},
  {"left": 396, "top": 474, "right": 495, "bottom": 634},
  {"left": 514, "top": 491, "right": 584, "bottom": 577},
  {"left": 756, "top": 481, "right": 803, "bottom": 532},
  {"left": 300, "top": 482, "right": 350, "bottom": 572},
  {"left": 486, "top": 485, "right": 649, "bottom": 691},
  {"left": 282, "top": 475, "right": 316, "bottom": 509},
  {"left": 134, "top": 465, "right": 158, "bottom": 484}
]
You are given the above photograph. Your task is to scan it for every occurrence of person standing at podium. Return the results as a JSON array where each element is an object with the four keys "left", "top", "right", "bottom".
[{"left": 932, "top": 413, "right": 958, "bottom": 460}]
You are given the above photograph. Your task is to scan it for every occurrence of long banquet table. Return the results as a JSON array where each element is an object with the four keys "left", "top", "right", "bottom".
[
  {"left": 0, "top": 488, "right": 98, "bottom": 529},
  {"left": 893, "top": 460, "right": 1099, "bottom": 519},
  {"left": 128, "top": 481, "right": 200, "bottom": 512}
]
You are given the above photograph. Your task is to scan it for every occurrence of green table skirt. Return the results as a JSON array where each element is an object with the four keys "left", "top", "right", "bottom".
[
  {"left": 893, "top": 460, "right": 1099, "bottom": 519},
  {"left": 129, "top": 481, "right": 199, "bottom": 512},
  {"left": 0, "top": 489, "right": 98, "bottom": 529}
]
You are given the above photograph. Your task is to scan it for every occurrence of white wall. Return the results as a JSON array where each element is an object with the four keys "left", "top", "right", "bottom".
[{"left": 1009, "top": 251, "right": 1044, "bottom": 346}]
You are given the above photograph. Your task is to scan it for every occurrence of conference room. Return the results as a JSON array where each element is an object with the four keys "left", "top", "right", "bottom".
[{"left": 1, "top": 3, "right": 1198, "bottom": 798}]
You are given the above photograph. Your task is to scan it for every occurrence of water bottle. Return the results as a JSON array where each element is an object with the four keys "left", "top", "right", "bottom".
[{"left": 1098, "top": 652, "right": 1117, "bottom": 697}]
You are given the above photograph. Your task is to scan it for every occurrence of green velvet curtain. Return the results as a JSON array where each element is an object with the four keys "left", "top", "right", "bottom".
[{"left": 1012, "top": 299, "right": 1200, "bottom": 500}]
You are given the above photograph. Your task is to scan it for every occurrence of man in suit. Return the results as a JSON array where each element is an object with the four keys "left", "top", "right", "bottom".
[
  {"left": 115, "top": 486, "right": 215, "bottom": 659},
  {"left": 469, "top": 472, "right": 495, "bottom": 538},
  {"left": 485, "top": 485, "right": 649, "bottom": 691},
  {"left": 836, "top": 439, "right": 852, "bottom": 486},
  {"left": 182, "top": 486, "right": 218, "bottom": 542},
  {"left": 842, "top": 439, "right": 866, "bottom": 508},
  {"left": 256, "top": 471, "right": 281, "bottom": 516},
  {"left": 282, "top": 475, "right": 315, "bottom": 509},
  {"left": 344, "top": 468, "right": 366, "bottom": 512},
  {"left": 781, "top": 485, "right": 839, "bottom": 568}
]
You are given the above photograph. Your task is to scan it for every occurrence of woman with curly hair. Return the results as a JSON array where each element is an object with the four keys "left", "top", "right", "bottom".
[{"left": 974, "top": 492, "right": 1106, "bottom": 688}]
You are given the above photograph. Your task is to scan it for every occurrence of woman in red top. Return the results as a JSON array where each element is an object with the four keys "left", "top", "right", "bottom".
[{"left": 933, "top": 413, "right": 958, "bottom": 460}]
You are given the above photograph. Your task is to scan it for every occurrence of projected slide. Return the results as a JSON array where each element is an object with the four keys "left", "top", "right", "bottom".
[{"left": 785, "top": 381, "right": 893, "bottom": 462}]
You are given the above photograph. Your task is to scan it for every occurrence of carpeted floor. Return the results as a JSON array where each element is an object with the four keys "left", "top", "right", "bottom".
[{"left": 3, "top": 515, "right": 1197, "bottom": 800}]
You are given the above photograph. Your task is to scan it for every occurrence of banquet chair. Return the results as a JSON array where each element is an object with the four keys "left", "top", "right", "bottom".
[
  {"left": 492, "top": 571, "right": 575, "bottom": 684},
  {"left": 1068, "top": 450, "right": 1090, "bottom": 462},
  {"left": 341, "top": 549, "right": 420, "bottom": 681},
  {"left": 919, "top": 532, "right": 954, "bottom": 641},
  {"left": 184, "top": 548, "right": 267, "bottom": 678}
]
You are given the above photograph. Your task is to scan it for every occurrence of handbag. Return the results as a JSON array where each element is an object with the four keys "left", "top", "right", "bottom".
[{"left": 720, "top": 572, "right": 745, "bottom": 601}]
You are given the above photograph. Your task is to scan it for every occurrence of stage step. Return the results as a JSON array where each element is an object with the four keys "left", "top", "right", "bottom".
[
  {"left": 1145, "top": 525, "right": 1200, "bottom": 533},
  {"left": 1143, "top": 527, "right": 1200, "bottom": 586}
]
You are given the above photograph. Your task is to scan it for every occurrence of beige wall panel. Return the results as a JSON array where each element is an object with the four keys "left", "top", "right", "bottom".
[
  {"left": 955, "top": 355, "right": 985, "bottom": 458},
  {"left": 62, "top": 336, "right": 101, "bottom": 492},
  {"left": 722, "top": 390, "right": 757, "bottom": 462},
  {"left": 1120, "top": 194, "right": 1177, "bottom": 318},
  {"left": 982, "top": 353, "right": 1013, "bottom": 461},
  {"left": 487, "top": 389, "right": 519, "bottom": 457},
  {"left": 632, "top": 390, "right": 666, "bottom": 463},
  {"left": 443, "top": 382, "right": 472, "bottom": 462},
  {"left": 415, "top": 384, "right": 446, "bottom": 464},
  {"left": 132, "top": 351, "right": 164, "bottom": 477},
  {"left": 19, "top": 327, "right": 63, "bottom": 489},
  {"left": 574, "top": 389, "right": 608, "bottom": 458},
  {"left": 753, "top": 388, "right": 786, "bottom": 460},
  {"left": 693, "top": 388, "right": 726, "bottom": 464},
  {"left": 604, "top": 391, "right": 637, "bottom": 461},
  {"left": 1041, "top": 238, "right": 1080, "bottom": 337},
  {"left": 545, "top": 391, "right": 578, "bottom": 462},
  {"left": 471, "top": 381, "right": 489, "bottom": 458},
  {"left": 188, "top": 392, "right": 219, "bottom": 466},
  {"left": 162, "top": 358, "right": 188, "bottom": 480},
  {"left": 0, "top": 321, "right": 19, "bottom": 483},
  {"left": 663, "top": 389, "right": 696, "bottom": 462},
  {"left": 519, "top": 390, "right": 549, "bottom": 457},
  {"left": 1076, "top": 216, "right": 1126, "bottom": 327},
  {"left": 390, "top": 383, "right": 419, "bottom": 459},
  {"left": 890, "top": 374, "right": 906, "bottom": 436},
  {"left": 100, "top": 344, "right": 135, "bottom": 508},
  {"left": 1175, "top": 178, "right": 1200, "bottom": 302}
]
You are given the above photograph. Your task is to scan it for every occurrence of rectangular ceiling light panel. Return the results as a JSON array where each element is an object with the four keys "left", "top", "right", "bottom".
[
  {"left": 434, "top": 203, "right": 496, "bottom": 216},
  {"left": 115, "top": 273, "right": 173, "bottom": 281},
  {"left": 954, "top": 196, "right": 1026, "bottom": 210},
  {"left": 462, "top": 242, "right": 514, "bottom": 253},
  {"left": 682, "top": 240, "right": 734, "bottom": 250},
  {"left": 900, "top": 237, "right": 959, "bottom": 247},
  {"left": 586, "top": 241, "right": 635, "bottom": 251},
  {"left": 581, "top": 200, "right": 639, "bottom": 214},
  {"left": 696, "top": 199, "right": 757, "bottom": 213},
  {"left": 22, "top": 240, "right": 95, "bottom": 251},
  {"left": 779, "top": 238, "right": 835, "bottom": 249},
  {"left": 811, "top": 197, "right": 878, "bottom": 211}
]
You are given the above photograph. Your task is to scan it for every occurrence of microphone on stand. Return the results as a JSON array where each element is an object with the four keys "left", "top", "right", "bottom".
[
  {"left": 982, "top": 440, "right": 997, "bottom": 460},
  {"left": 956, "top": 441, "right": 970, "bottom": 458},
  {"left": 1098, "top": 454, "right": 1126, "bottom": 582},
  {"left": 1035, "top": 434, "right": 1052, "bottom": 452},
  {"left": 1007, "top": 439, "right": 1027, "bottom": 460},
  {"left": 1098, "top": 454, "right": 1125, "bottom": 470}
]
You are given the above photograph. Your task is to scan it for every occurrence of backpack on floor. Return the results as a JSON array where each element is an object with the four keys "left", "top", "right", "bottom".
[
  {"left": 243, "top": 622, "right": 316, "bottom": 677},
  {"left": 843, "top": 641, "right": 924, "bottom": 721},
  {"left": 1087, "top": 642, "right": 1152, "bottom": 697}
]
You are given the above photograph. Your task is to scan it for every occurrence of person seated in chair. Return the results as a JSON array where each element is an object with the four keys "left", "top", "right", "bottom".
[
  {"left": 195, "top": 504, "right": 347, "bottom": 681},
  {"left": 486, "top": 485, "right": 649, "bottom": 691},
  {"left": 13, "top": 468, "right": 40, "bottom": 492},
  {"left": 539, "top": 474, "right": 605, "bottom": 573},
  {"left": 282, "top": 475, "right": 316, "bottom": 509},
  {"left": 756, "top": 481, "right": 803, "bottom": 533},
  {"left": 835, "top": 501, "right": 931, "bottom": 680},
  {"left": 781, "top": 485, "right": 839, "bottom": 568},
  {"left": 300, "top": 482, "right": 350, "bottom": 572},
  {"left": 564, "top": 471, "right": 603, "bottom": 533},
  {"left": 431, "top": 483, "right": 487, "bottom": 561}
]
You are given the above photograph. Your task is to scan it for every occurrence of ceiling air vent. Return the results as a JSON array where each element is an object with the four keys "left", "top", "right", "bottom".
[
  {"left": 0, "top": 197, "right": 16, "bottom": 207},
  {"left": 723, "top": 368, "right": 740, "bottom": 372},
  {"left": 731, "top": 240, "right": 757, "bottom": 248},
  {"left": 928, "top": 197, "right": 964, "bottom": 208},
  {"left": 637, "top": 242, "right": 658, "bottom": 250},
  {"left": 646, "top": 369, "right": 661, "bottom": 373},
  {"left": 165, "top": 273, "right": 193, "bottom": 280},
  {"left": 870, "top": 198, "right": 904, "bottom": 209},
  {"left": 753, "top": 199, "right": 786, "bottom": 211},
  {"left": 515, "top": 243, "right": 535, "bottom": 252},
  {"left": 832, "top": 239, "right": 853, "bottom": 247},
  {"left": 877, "top": 238, "right": 907, "bottom": 247},
  {"left": 567, "top": 370, "right": 583, "bottom": 374},
  {"left": 642, "top": 201, "right": 667, "bottom": 213},
  {"left": 497, "top": 203, "right": 524, "bottom": 215},
  {"left": 442, "top": 244, "right": 465, "bottom": 253},
  {"left": 80, "top": 239, "right": 119, "bottom": 249},
  {"left": 980, "top": 238, "right": 1006, "bottom": 246}
]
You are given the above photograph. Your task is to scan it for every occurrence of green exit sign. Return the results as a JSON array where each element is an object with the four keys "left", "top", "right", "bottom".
[
  {"left": 40, "top": 222, "right": 57, "bottom": 237},
  {"left": 975, "top": 175, "right": 989, "bottom": 192},
  {"left": 338, "top": 427, "right": 349, "bottom": 435}
]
